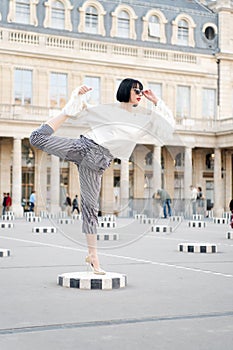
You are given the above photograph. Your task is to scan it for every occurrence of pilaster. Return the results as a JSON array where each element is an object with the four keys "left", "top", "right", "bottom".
[
  {"left": 50, "top": 155, "right": 61, "bottom": 214},
  {"left": 12, "top": 138, "right": 23, "bottom": 217}
]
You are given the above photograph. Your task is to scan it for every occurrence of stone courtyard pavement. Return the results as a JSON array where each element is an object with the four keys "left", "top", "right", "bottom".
[{"left": 0, "top": 216, "right": 233, "bottom": 350}]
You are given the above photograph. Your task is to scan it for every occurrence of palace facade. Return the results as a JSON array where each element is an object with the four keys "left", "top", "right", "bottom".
[{"left": 0, "top": 0, "right": 233, "bottom": 217}]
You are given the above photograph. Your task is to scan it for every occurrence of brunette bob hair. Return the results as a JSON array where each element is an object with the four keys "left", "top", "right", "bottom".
[{"left": 116, "top": 78, "right": 143, "bottom": 102}]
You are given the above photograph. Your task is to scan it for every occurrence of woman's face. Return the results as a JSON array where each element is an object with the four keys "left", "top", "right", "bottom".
[{"left": 129, "top": 84, "right": 143, "bottom": 105}]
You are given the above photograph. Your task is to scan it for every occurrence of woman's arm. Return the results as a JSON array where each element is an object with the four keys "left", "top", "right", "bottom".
[
  {"left": 143, "top": 89, "right": 175, "bottom": 128},
  {"left": 47, "top": 85, "right": 92, "bottom": 132}
]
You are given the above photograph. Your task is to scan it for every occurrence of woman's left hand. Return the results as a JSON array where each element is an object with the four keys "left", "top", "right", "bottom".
[{"left": 143, "top": 89, "right": 158, "bottom": 105}]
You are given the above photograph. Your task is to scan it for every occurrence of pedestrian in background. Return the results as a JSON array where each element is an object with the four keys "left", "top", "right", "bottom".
[
  {"left": 6, "top": 193, "right": 12, "bottom": 212},
  {"left": 29, "top": 190, "right": 36, "bottom": 212},
  {"left": 2, "top": 192, "right": 7, "bottom": 215},
  {"left": 72, "top": 195, "right": 80, "bottom": 214},
  {"left": 229, "top": 199, "right": 233, "bottom": 228},
  {"left": 157, "top": 189, "right": 172, "bottom": 218},
  {"left": 64, "top": 193, "right": 72, "bottom": 216}
]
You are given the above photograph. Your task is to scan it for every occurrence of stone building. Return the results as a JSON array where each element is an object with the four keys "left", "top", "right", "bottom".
[{"left": 0, "top": 0, "right": 232, "bottom": 217}]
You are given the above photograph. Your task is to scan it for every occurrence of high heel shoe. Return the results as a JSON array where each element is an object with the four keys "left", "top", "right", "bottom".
[{"left": 85, "top": 256, "right": 106, "bottom": 275}]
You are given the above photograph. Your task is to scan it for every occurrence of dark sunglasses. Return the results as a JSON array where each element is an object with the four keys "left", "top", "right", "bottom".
[{"left": 133, "top": 88, "right": 143, "bottom": 95}]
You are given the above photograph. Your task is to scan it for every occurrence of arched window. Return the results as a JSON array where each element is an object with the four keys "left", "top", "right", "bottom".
[
  {"left": 178, "top": 19, "right": 189, "bottom": 46},
  {"left": 206, "top": 153, "right": 214, "bottom": 170},
  {"left": 51, "top": 0, "right": 65, "bottom": 29},
  {"left": 78, "top": 1, "right": 106, "bottom": 36},
  {"left": 44, "top": 0, "right": 73, "bottom": 31},
  {"left": 171, "top": 14, "right": 196, "bottom": 47},
  {"left": 142, "top": 9, "right": 167, "bottom": 43},
  {"left": 145, "top": 151, "right": 153, "bottom": 166},
  {"left": 110, "top": 5, "right": 137, "bottom": 40},
  {"left": 16, "top": 0, "right": 30, "bottom": 24},
  {"left": 7, "top": 0, "right": 39, "bottom": 26},
  {"left": 118, "top": 11, "right": 130, "bottom": 38},
  {"left": 85, "top": 6, "right": 98, "bottom": 33},
  {"left": 148, "top": 15, "right": 159, "bottom": 40},
  {"left": 175, "top": 152, "right": 184, "bottom": 168}
]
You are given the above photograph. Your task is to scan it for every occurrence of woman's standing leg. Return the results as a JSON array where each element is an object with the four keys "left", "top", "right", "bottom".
[{"left": 79, "top": 164, "right": 104, "bottom": 272}]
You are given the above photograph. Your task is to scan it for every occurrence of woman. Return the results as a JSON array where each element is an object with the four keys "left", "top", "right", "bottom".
[{"left": 30, "top": 78, "right": 174, "bottom": 274}]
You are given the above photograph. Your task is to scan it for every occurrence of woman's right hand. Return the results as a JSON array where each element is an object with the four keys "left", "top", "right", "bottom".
[{"left": 78, "top": 85, "right": 92, "bottom": 95}]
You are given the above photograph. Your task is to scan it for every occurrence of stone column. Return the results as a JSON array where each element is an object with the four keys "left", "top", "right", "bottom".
[
  {"left": 50, "top": 155, "right": 61, "bottom": 214},
  {"left": 12, "top": 138, "right": 23, "bottom": 217},
  {"left": 120, "top": 158, "right": 129, "bottom": 217},
  {"left": 34, "top": 149, "right": 47, "bottom": 214},
  {"left": 0, "top": 139, "right": 12, "bottom": 198},
  {"left": 184, "top": 147, "right": 192, "bottom": 199},
  {"left": 152, "top": 145, "right": 161, "bottom": 196},
  {"left": 133, "top": 145, "right": 146, "bottom": 198},
  {"left": 214, "top": 148, "right": 224, "bottom": 216},
  {"left": 225, "top": 151, "right": 232, "bottom": 210},
  {"left": 184, "top": 146, "right": 192, "bottom": 216}
]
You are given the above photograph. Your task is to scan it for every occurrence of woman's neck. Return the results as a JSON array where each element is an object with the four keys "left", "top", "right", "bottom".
[{"left": 120, "top": 102, "right": 134, "bottom": 112}]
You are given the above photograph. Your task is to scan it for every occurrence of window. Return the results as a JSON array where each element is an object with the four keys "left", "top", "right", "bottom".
[
  {"left": 115, "top": 79, "right": 122, "bottom": 101},
  {"left": 178, "top": 20, "right": 188, "bottom": 46},
  {"left": 206, "top": 153, "right": 214, "bottom": 170},
  {"left": 148, "top": 82, "right": 162, "bottom": 98},
  {"left": 175, "top": 152, "right": 184, "bottom": 168},
  {"left": 7, "top": 0, "right": 38, "bottom": 26},
  {"left": 44, "top": 0, "right": 73, "bottom": 31},
  {"left": 206, "top": 180, "right": 214, "bottom": 210},
  {"left": 85, "top": 6, "right": 98, "bottom": 34},
  {"left": 176, "top": 86, "right": 190, "bottom": 119},
  {"left": 16, "top": 0, "right": 30, "bottom": 24},
  {"left": 50, "top": 72, "right": 67, "bottom": 108},
  {"left": 117, "top": 11, "right": 130, "bottom": 38},
  {"left": 202, "top": 88, "right": 216, "bottom": 119},
  {"left": 110, "top": 5, "right": 137, "bottom": 40},
  {"left": 145, "top": 151, "right": 153, "bottom": 166},
  {"left": 148, "top": 16, "right": 160, "bottom": 41},
  {"left": 174, "top": 173, "right": 184, "bottom": 200},
  {"left": 84, "top": 76, "right": 100, "bottom": 105},
  {"left": 142, "top": 10, "right": 167, "bottom": 43},
  {"left": 78, "top": 1, "right": 106, "bottom": 36},
  {"left": 51, "top": 0, "right": 65, "bottom": 29},
  {"left": 205, "top": 26, "right": 215, "bottom": 41},
  {"left": 147, "top": 82, "right": 162, "bottom": 109},
  {"left": 171, "top": 14, "right": 196, "bottom": 47},
  {"left": 203, "top": 23, "right": 217, "bottom": 41},
  {"left": 14, "top": 68, "right": 32, "bottom": 105}
]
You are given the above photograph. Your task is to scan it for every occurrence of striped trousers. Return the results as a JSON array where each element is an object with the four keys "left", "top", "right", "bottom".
[{"left": 30, "top": 124, "right": 113, "bottom": 234}]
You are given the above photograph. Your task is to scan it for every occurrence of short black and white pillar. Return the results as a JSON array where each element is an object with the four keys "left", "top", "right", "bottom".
[
  {"left": 213, "top": 217, "right": 228, "bottom": 224},
  {"left": 226, "top": 231, "right": 233, "bottom": 239},
  {"left": 178, "top": 242, "right": 217, "bottom": 253},
  {"left": 188, "top": 221, "right": 206, "bottom": 228},
  {"left": 32, "top": 227, "right": 57, "bottom": 233},
  {"left": 57, "top": 271, "right": 127, "bottom": 290},
  {"left": 97, "top": 233, "right": 119, "bottom": 241},
  {"left": 0, "top": 249, "right": 10, "bottom": 257},
  {"left": 151, "top": 225, "right": 172, "bottom": 233},
  {"left": 0, "top": 222, "right": 14, "bottom": 229}
]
